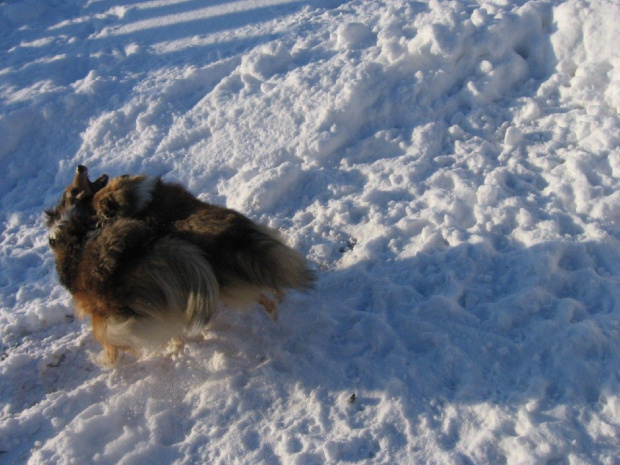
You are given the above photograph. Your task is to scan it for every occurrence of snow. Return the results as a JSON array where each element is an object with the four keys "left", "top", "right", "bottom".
[{"left": 1, "top": 0, "right": 620, "bottom": 463}]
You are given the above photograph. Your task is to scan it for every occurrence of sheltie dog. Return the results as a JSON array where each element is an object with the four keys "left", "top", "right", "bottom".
[{"left": 45, "top": 165, "right": 315, "bottom": 365}]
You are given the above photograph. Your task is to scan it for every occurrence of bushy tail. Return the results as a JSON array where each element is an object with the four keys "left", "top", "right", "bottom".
[
  {"left": 106, "top": 237, "right": 219, "bottom": 352},
  {"left": 232, "top": 224, "right": 316, "bottom": 292}
]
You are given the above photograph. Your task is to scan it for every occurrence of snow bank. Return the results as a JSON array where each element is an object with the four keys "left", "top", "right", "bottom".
[{"left": 2, "top": 0, "right": 620, "bottom": 463}]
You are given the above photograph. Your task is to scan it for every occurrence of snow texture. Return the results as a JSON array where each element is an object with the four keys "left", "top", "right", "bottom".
[{"left": 2, "top": 0, "right": 620, "bottom": 463}]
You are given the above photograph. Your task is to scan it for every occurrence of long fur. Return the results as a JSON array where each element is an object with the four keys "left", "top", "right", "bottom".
[
  {"left": 45, "top": 165, "right": 315, "bottom": 364},
  {"left": 90, "top": 173, "right": 316, "bottom": 299},
  {"left": 48, "top": 210, "right": 219, "bottom": 364}
]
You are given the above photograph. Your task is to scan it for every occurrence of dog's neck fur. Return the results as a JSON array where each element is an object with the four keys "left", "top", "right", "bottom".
[{"left": 48, "top": 203, "right": 97, "bottom": 291}]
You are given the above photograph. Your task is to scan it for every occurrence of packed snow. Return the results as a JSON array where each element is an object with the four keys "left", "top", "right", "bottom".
[{"left": 2, "top": 0, "right": 620, "bottom": 463}]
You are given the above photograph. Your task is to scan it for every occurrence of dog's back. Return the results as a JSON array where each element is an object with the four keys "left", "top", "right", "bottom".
[{"left": 92, "top": 174, "right": 316, "bottom": 294}]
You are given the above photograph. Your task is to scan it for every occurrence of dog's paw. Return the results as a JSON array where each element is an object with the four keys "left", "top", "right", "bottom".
[
  {"left": 89, "top": 347, "right": 120, "bottom": 368},
  {"left": 166, "top": 337, "right": 185, "bottom": 356},
  {"left": 274, "top": 290, "right": 286, "bottom": 304},
  {"left": 95, "top": 216, "right": 112, "bottom": 228},
  {"left": 258, "top": 293, "right": 279, "bottom": 322}
]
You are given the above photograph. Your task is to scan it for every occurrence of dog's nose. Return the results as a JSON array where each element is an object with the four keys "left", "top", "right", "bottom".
[{"left": 77, "top": 165, "right": 87, "bottom": 174}]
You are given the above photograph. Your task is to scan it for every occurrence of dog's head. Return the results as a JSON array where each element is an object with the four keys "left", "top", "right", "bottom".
[
  {"left": 45, "top": 165, "right": 109, "bottom": 229},
  {"left": 44, "top": 165, "right": 109, "bottom": 289}
]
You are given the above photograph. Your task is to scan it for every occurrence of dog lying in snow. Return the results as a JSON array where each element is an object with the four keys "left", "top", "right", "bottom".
[{"left": 45, "top": 165, "right": 315, "bottom": 365}]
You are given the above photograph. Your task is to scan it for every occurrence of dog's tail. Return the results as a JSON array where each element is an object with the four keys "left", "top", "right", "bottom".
[
  {"left": 226, "top": 223, "right": 316, "bottom": 293},
  {"left": 105, "top": 237, "right": 219, "bottom": 353}
]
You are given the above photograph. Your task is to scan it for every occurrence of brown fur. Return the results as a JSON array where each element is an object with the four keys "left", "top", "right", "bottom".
[
  {"left": 44, "top": 165, "right": 108, "bottom": 229},
  {"left": 90, "top": 173, "right": 316, "bottom": 306},
  {"left": 49, "top": 211, "right": 219, "bottom": 365},
  {"left": 45, "top": 166, "right": 315, "bottom": 364}
]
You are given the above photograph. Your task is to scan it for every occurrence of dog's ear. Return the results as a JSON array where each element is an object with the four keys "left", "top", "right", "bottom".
[
  {"left": 91, "top": 173, "right": 109, "bottom": 192},
  {"left": 44, "top": 208, "right": 58, "bottom": 227},
  {"left": 72, "top": 165, "right": 109, "bottom": 197},
  {"left": 71, "top": 165, "right": 91, "bottom": 195}
]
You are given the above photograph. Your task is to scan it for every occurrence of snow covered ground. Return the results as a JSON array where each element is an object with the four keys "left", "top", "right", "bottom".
[{"left": 2, "top": 0, "right": 620, "bottom": 462}]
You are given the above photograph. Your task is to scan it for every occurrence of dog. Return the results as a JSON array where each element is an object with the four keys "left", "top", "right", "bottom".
[{"left": 46, "top": 165, "right": 315, "bottom": 364}]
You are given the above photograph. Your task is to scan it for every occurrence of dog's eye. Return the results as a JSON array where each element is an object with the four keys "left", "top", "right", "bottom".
[
  {"left": 49, "top": 237, "right": 56, "bottom": 248},
  {"left": 70, "top": 188, "right": 80, "bottom": 198}
]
